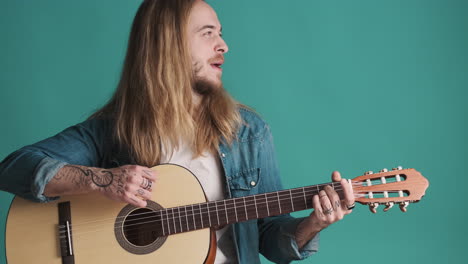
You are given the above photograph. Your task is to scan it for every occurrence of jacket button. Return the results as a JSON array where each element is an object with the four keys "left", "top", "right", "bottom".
[
  {"left": 221, "top": 153, "right": 226, "bottom": 158},
  {"left": 250, "top": 181, "right": 256, "bottom": 186}
]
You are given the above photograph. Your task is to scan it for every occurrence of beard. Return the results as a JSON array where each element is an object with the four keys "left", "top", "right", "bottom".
[
  {"left": 192, "top": 60, "right": 233, "bottom": 113},
  {"left": 193, "top": 76, "right": 221, "bottom": 95},
  {"left": 193, "top": 77, "right": 236, "bottom": 118},
  {"left": 192, "top": 76, "right": 240, "bottom": 147}
]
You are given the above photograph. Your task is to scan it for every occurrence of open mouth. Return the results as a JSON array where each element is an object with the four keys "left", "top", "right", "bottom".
[{"left": 211, "top": 62, "right": 223, "bottom": 70}]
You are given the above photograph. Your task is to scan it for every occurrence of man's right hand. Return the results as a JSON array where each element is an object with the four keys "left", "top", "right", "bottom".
[
  {"left": 44, "top": 164, "right": 157, "bottom": 208},
  {"left": 95, "top": 165, "right": 157, "bottom": 207}
]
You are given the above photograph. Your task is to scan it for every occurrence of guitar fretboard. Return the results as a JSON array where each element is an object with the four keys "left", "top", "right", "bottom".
[{"left": 154, "top": 182, "right": 344, "bottom": 236}]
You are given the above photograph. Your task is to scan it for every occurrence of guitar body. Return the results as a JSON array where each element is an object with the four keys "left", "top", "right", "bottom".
[{"left": 6, "top": 164, "right": 214, "bottom": 264}]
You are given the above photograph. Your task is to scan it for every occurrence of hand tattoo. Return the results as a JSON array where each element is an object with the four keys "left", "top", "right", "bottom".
[
  {"left": 335, "top": 201, "right": 341, "bottom": 209},
  {"left": 116, "top": 176, "right": 125, "bottom": 195},
  {"left": 68, "top": 166, "right": 114, "bottom": 187}
]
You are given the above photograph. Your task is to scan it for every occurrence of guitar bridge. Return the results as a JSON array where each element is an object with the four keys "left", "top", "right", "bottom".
[{"left": 58, "top": 201, "right": 75, "bottom": 264}]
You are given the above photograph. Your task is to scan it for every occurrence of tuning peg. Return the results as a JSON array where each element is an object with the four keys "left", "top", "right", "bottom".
[
  {"left": 392, "top": 166, "right": 403, "bottom": 171},
  {"left": 379, "top": 168, "right": 388, "bottom": 173},
  {"left": 368, "top": 203, "right": 378, "bottom": 213},
  {"left": 364, "top": 171, "right": 374, "bottom": 175},
  {"left": 399, "top": 202, "right": 409, "bottom": 212},
  {"left": 383, "top": 202, "right": 394, "bottom": 212}
]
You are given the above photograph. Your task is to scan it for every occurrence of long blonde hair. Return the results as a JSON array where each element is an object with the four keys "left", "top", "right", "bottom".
[{"left": 91, "top": 0, "right": 240, "bottom": 166}]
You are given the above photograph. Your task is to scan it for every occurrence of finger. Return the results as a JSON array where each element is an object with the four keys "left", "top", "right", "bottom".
[
  {"left": 323, "top": 185, "right": 341, "bottom": 210},
  {"left": 331, "top": 171, "right": 342, "bottom": 182},
  {"left": 126, "top": 193, "right": 147, "bottom": 208},
  {"left": 319, "top": 190, "right": 334, "bottom": 216},
  {"left": 135, "top": 188, "right": 153, "bottom": 200},
  {"left": 312, "top": 195, "right": 325, "bottom": 218},
  {"left": 138, "top": 176, "right": 154, "bottom": 191},
  {"left": 340, "top": 178, "right": 355, "bottom": 211},
  {"left": 142, "top": 167, "right": 158, "bottom": 181}
]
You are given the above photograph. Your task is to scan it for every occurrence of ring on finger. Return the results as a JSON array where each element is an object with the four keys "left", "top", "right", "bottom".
[
  {"left": 146, "top": 180, "right": 152, "bottom": 190},
  {"left": 142, "top": 178, "right": 152, "bottom": 190},
  {"left": 346, "top": 203, "right": 355, "bottom": 210}
]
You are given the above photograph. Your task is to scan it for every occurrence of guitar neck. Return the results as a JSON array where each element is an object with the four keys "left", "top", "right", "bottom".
[{"left": 157, "top": 182, "right": 344, "bottom": 236}]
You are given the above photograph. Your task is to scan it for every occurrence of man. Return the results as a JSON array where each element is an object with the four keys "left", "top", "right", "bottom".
[{"left": 0, "top": 0, "right": 354, "bottom": 263}]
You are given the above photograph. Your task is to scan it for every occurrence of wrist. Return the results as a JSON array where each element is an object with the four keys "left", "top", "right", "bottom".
[
  {"left": 295, "top": 217, "right": 322, "bottom": 248},
  {"left": 64, "top": 165, "right": 107, "bottom": 193}
]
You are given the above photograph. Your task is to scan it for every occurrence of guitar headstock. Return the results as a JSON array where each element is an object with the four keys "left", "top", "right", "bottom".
[{"left": 352, "top": 166, "right": 429, "bottom": 213}]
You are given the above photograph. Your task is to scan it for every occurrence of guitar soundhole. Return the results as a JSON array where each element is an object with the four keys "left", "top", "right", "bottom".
[
  {"left": 123, "top": 208, "right": 159, "bottom": 246},
  {"left": 115, "top": 200, "right": 167, "bottom": 254}
]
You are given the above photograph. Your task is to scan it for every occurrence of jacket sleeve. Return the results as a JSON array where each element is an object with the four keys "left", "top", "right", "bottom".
[
  {"left": 0, "top": 119, "right": 109, "bottom": 202},
  {"left": 257, "top": 125, "right": 319, "bottom": 263}
]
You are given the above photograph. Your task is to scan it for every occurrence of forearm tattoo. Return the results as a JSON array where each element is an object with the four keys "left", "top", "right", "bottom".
[{"left": 67, "top": 165, "right": 114, "bottom": 188}]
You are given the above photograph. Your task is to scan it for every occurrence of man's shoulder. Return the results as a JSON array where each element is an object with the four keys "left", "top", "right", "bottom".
[
  {"left": 237, "top": 106, "right": 269, "bottom": 141},
  {"left": 73, "top": 117, "right": 113, "bottom": 136}
]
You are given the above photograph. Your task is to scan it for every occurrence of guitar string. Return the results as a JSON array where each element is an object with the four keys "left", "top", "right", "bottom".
[
  {"left": 56, "top": 186, "right": 372, "bottom": 238},
  {"left": 56, "top": 183, "right": 356, "bottom": 233},
  {"left": 56, "top": 185, "right": 360, "bottom": 238},
  {"left": 58, "top": 189, "right": 392, "bottom": 241},
  {"left": 57, "top": 184, "right": 372, "bottom": 238},
  {"left": 58, "top": 192, "right": 370, "bottom": 242},
  {"left": 60, "top": 192, "right": 366, "bottom": 243},
  {"left": 56, "top": 181, "right": 362, "bottom": 232},
  {"left": 109, "top": 194, "right": 371, "bottom": 240}
]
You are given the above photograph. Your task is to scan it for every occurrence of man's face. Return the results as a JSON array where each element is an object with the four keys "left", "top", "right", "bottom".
[{"left": 187, "top": 0, "right": 228, "bottom": 87}]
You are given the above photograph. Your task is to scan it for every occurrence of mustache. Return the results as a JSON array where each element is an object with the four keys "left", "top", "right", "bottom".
[
  {"left": 192, "top": 54, "right": 224, "bottom": 75},
  {"left": 208, "top": 54, "right": 224, "bottom": 64}
]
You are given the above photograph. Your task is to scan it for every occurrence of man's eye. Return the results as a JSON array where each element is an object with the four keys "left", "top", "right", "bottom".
[{"left": 203, "top": 31, "right": 213, "bottom": 37}]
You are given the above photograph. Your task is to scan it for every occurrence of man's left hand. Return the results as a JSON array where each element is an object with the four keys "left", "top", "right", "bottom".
[{"left": 295, "top": 171, "right": 355, "bottom": 249}]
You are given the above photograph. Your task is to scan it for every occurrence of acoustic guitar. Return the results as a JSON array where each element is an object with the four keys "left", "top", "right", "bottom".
[{"left": 5, "top": 164, "right": 428, "bottom": 263}]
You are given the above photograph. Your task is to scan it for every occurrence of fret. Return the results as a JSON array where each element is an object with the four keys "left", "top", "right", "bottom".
[
  {"left": 199, "top": 204, "right": 204, "bottom": 229},
  {"left": 184, "top": 206, "right": 189, "bottom": 231},
  {"left": 165, "top": 209, "right": 171, "bottom": 235},
  {"left": 224, "top": 200, "right": 229, "bottom": 224},
  {"left": 302, "top": 187, "right": 308, "bottom": 209},
  {"left": 243, "top": 197, "right": 248, "bottom": 220},
  {"left": 215, "top": 201, "right": 220, "bottom": 226},
  {"left": 161, "top": 210, "right": 166, "bottom": 236},
  {"left": 171, "top": 208, "right": 177, "bottom": 234},
  {"left": 233, "top": 198, "right": 238, "bottom": 222},
  {"left": 289, "top": 189, "right": 295, "bottom": 211},
  {"left": 265, "top": 193, "right": 270, "bottom": 216},
  {"left": 266, "top": 193, "right": 278, "bottom": 216},
  {"left": 277, "top": 191, "right": 282, "bottom": 214},
  {"left": 253, "top": 195, "right": 259, "bottom": 218},
  {"left": 219, "top": 201, "right": 224, "bottom": 225},
  {"left": 292, "top": 189, "right": 305, "bottom": 212},
  {"left": 224, "top": 199, "right": 232, "bottom": 224},
  {"left": 207, "top": 202, "right": 212, "bottom": 227},
  {"left": 191, "top": 205, "right": 196, "bottom": 230},
  {"left": 178, "top": 207, "right": 183, "bottom": 232}
]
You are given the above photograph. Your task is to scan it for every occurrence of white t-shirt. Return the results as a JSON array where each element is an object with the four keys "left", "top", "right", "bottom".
[{"left": 161, "top": 143, "right": 238, "bottom": 264}]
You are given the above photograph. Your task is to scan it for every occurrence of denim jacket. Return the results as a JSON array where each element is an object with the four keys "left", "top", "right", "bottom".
[{"left": 0, "top": 108, "right": 319, "bottom": 263}]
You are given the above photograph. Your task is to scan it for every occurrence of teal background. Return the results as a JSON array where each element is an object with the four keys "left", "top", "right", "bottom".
[{"left": 1, "top": 0, "right": 466, "bottom": 263}]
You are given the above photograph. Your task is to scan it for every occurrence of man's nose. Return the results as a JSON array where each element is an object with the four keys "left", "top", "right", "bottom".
[{"left": 215, "top": 37, "right": 228, "bottom": 54}]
